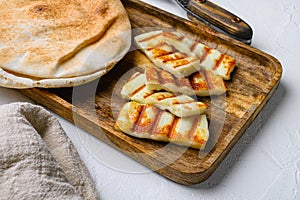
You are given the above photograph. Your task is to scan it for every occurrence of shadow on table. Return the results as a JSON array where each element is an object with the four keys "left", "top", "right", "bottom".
[{"left": 190, "top": 83, "right": 286, "bottom": 189}]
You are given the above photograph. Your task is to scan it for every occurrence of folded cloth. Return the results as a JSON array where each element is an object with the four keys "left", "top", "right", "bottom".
[{"left": 0, "top": 102, "right": 99, "bottom": 200}]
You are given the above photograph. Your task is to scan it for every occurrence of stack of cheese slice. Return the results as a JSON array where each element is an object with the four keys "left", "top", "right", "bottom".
[
  {"left": 115, "top": 30, "right": 236, "bottom": 150},
  {"left": 121, "top": 72, "right": 207, "bottom": 118},
  {"left": 0, "top": 0, "right": 131, "bottom": 88},
  {"left": 134, "top": 30, "right": 236, "bottom": 80},
  {"left": 116, "top": 70, "right": 209, "bottom": 150},
  {"left": 115, "top": 101, "right": 209, "bottom": 150}
]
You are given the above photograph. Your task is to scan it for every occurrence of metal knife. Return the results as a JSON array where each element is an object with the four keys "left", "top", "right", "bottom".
[{"left": 174, "top": 0, "right": 253, "bottom": 44}]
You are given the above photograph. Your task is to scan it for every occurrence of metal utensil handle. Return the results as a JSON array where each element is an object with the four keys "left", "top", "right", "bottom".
[{"left": 187, "top": 0, "right": 253, "bottom": 41}]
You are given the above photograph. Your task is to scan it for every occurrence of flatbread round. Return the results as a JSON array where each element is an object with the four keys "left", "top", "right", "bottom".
[
  {"left": 0, "top": 0, "right": 131, "bottom": 87},
  {"left": 0, "top": 25, "right": 131, "bottom": 88},
  {"left": 0, "top": 65, "right": 109, "bottom": 89}
]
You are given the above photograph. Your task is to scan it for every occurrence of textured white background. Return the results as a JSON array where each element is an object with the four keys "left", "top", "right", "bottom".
[{"left": 0, "top": 0, "right": 299, "bottom": 199}]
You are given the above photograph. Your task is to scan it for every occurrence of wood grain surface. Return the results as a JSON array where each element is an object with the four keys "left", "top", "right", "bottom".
[{"left": 21, "top": 0, "right": 282, "bottom": 185}]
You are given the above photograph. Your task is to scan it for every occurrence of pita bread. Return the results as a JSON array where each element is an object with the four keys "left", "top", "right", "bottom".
[
  {"left": 0, "top": 24, "right": 130, "bottom": 88},
  {"left": 0, "top": 0, "right": 131, "bottom": 87},
  {"left": 0, "top": 65, "right": 109, "bottom": 89}
]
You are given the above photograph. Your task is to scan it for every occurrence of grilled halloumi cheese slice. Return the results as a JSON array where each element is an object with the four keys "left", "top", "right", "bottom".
[
  {"left": 134, "top": 31, "right": 201, "bottom": 78},
  {"left": 134, "top": 30, "right": 236, "bottom": 80},
  {"left": 146, "top": 66, "right": 226, "bottom": 96},
  {"left": 134, "top": 30, "right": 194, "bottom": 59},
  {"left": 115, "top": 101, "right": 209, "bottom": 150},
  {"left": 121, "top": 72, "right": 207, "bottom": 117},
  {"left": 196, "top": 46, "right": 236, "bottom": 80}
]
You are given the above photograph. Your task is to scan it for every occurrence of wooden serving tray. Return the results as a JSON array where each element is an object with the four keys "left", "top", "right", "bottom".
[{"left": 21, "top": 0, "right": 282, "bottom": 185}]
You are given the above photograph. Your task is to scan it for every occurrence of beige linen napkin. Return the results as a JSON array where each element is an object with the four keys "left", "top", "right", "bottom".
[{"left": 0, "top": 102, "right": 99, "bottom": 200}]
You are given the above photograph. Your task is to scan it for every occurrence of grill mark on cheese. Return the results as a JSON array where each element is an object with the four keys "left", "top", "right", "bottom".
[
  {"left": 128, "top": 72, "right": 142, "bottom": 82},
  {"left": 224, "top": 56, "right": 236, "bottom": 76},
  {"left": 200, "top": 47, "right": 211, "bottom": 63},
  {"left": 131, "top": 104, "right": 145, "bottom": 132},
  {"left": 116, "top": 102, "right": 209, "bottom": 149},
  {"left": 130, "top": 84, "right": 146, "bottom": 97},
  {"left": 133, "top": 105, "right": 148, "bottom": 133},
  {"left": 158, "top": 52, "right": 187, "bottom": 63},
  {"left": 138, "top": 33, "right": 162, "bottom": 43},
  {"left": 172, "top": 100, "right": 195, "bottom": 105},
  {"left": 155, "top": 113, "right": 175, "bottom": 137},
  {"left": 190, "top": 41, "right": 198, "bottom": 52},
  {"left": 136, "top": 31, "right": 236, "bottom": 80},
  {"left": 161, "top": 32, "right": 184, "bottom": 41},
  {"left": 147, "top": 107, "right": 161, "bottom": 135},
  {"left": 151, "top": 49, "right": 174, "bottom": 58},
  {"left": 147, "top": 93, "right": 176, "bottom": 101},
  {"left": 152, "top": 67, "right": 175, "bottom": 84},
  {"left": 175, "top": 77, "right": 191, "bottom": 88},
  {"left": 143, "top": 38, "right": 201, "bottom": 73},
  {"left": 150, "top": 110, "right": 163, "bottom": 135},
  {"left": 135, "top": 105, "right": 160, "bottom": 134},
  {"left": 205, "top": 70, "right": 228, "bottom": 91},
  {"left": 157, "top": 68, "right": 176, "bottom": 84},
  {"left": 146, "top": 42, "right": 165, "bottom": 51},
  {"left": 147, "top": 42, "right": 176, "bottom": 52},
  {"left": 123, "top": 71, "right": 207, "bottom": 117},
  {"left": 203, "top": 70, "right": 214, "bottom": 91},
  {"left": 145, "top": 67, "right": 158, "bottom": 82},
  {"left": 188, "top": 115, "right": 200, "bottom": 139},
  {"left": 170, "top": 58, "right": 195, "bottom": 69},
  {"left": 147, "top": 44, "right": 178, "bottom": 59},
  {"left": 168, "top": 117, "right": 180, "bottom": 139},
  {"left": 142, "top": 90, "right": 155, "bottom": 99},
  {"left": 138, "top": 32, "right": 183, "bottom": 43},
  {"left": 156, "top": 123, "right": 173, "bottom": 136},
  {"left": 213, "top": 54, "right": 225, "bottom": 70},
  {"left": 190, "top": 71, "right": 208, "bottom": 91}
]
